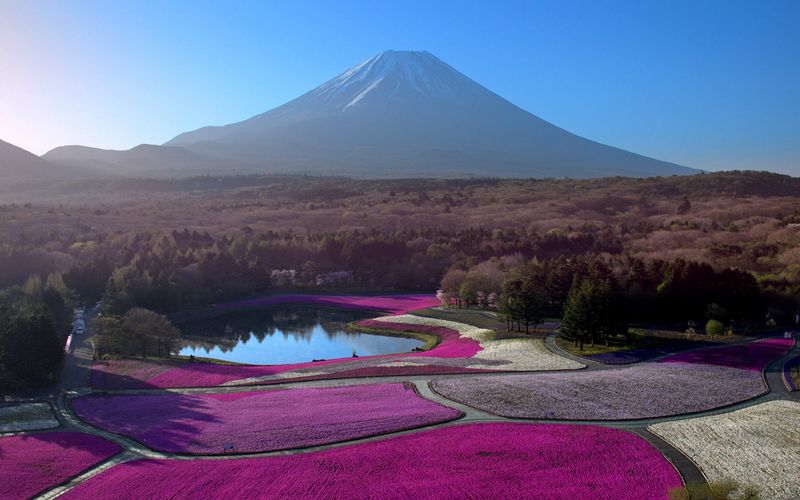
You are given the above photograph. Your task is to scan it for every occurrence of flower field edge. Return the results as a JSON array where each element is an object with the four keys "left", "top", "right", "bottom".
[
  {"left": 0, "top": 431, "right": 122, "bottom": 499},
  {"left": 61, "top": 423, "right": 682, "bottom": 499},
  {"left": 70, "top": 383, "right": 463, "bottom": 455},
  {"left": 90, "top": 302, "right": 591, "bottom": 389}
]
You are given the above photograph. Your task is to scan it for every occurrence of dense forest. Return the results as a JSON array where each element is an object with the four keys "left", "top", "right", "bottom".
[
  {"left": 2, "top": 170, "right": 799, "bottom": 295},
  {"left": 0, "top": 277, "right": 71, "bottom": 390},
  {"left": 1, "top": 170, "right": 800, "bottom": 388}
]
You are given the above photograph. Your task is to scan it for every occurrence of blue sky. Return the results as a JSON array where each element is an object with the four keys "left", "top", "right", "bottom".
[{"left": 1, "top": 0, "right": 798, "bottom": 174}]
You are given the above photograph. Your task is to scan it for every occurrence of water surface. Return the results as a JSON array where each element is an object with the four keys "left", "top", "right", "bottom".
[{"left": 176, "top": 306, "right": 422, "bottom": 364}]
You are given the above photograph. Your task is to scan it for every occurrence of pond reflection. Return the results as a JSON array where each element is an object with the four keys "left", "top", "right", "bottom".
[{"left": 175, "top": 306, "right": 423, "bottom": 364}]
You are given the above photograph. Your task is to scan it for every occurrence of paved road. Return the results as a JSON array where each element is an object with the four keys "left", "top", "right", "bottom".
[
  {"left": 60, "top": 305, "right": 102, "bottom": 392},
  {"left": 57, "top": 328, "right": 95, "bottom": 394}
]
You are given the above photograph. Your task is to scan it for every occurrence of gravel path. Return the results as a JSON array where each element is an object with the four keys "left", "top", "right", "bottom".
[{"left": 0, "top": 402, "right": 59, "bottom": 432}]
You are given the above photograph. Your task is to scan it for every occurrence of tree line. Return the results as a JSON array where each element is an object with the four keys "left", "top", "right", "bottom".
[
  {"left": 1, "top": 225, "right": 630, "bottom": 316},
  {"left": 440, "top": 254, "right": 780, "bottom": 348},
  {"left": 0, "top": 220, "right": 795, "bottom": 384},
  {"left": 94, "top": 308, "right": 181, "bottom": 358}
]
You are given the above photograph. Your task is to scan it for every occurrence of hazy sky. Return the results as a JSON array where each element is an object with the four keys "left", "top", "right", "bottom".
[{"left": 1, "top": 0, "right": 798, "bottom": 174}]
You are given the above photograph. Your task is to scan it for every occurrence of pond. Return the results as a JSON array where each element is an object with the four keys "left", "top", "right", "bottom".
[{"left": 175, "top": 306, "right": 424, "bottom": 365}]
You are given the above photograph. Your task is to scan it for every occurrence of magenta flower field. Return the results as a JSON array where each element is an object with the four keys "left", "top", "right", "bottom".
[
  {"left": 357, "top": 319, "right": 482, "bottom": 357},
  {"left": 62, "top": 423, "right": 681, "bottom": 499},
  {"left": 90, "top": 354, "right": 492, "bottom": 390},
  {"left": 73, "top": 383, "right": 460, "bottom": 454},
  {"left": 432, "top": 338, "right": 793, "bottom": 420},
  {"left": 220, "top": 293, "right": 441, "bottom": 314},
  {"left": 90, "top": 308, "right": 489, "bottom": 390},
  {"left": 0, "top": 431, "right": 121, "bottom": 498},
  {"left": 657, "top": 337, "right": 794, "bottom": 371}
]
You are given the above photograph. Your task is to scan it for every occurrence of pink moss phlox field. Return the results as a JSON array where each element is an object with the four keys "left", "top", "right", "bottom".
[
  {"left": 93, "top": 355, "right": 397, "bottom": 390},
  {"left": 356, "top": 319, "right": 482, "bottom": 358},
  {"left": 432, "top": 338, "right": 794, "bottom": 420},
  {"left": 657, "top": 337, "right": 794, "bottom": 371},
  {"left": 0, "top": 431, "right": 121, "bottom": 498},
  {"left": 220, "top": 293, "right": 440, "bottom": 315},
  {"left": 63, "top": 423, "right": 681, "bottom": 499},
  {"left": 91, "top": 358, "right": 178, "bottom": 389},
  {"left": 91, "top": 354, "right": 499, "bottom": 389},
  {"left": 433, "top": 363, "right": 766, "bottom": 420},
  {"left": 72, "top": 383, "right": 460, "bottom": 454},
  {"left": 301, "top": 365, "right": 494, "bottom": 379}
]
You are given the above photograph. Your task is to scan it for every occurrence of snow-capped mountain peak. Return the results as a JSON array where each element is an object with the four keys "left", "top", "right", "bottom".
[
  {"left": 310, "top": 50, "right": 474, "bottom": 110},
  {"left": 156, "top": 50, "right": 697, "bottom": 179}
]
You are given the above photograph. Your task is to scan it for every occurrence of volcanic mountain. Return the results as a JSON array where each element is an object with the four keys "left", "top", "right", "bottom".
[{"left": 47, "top": 50, "right": 697, "bottom": 178}]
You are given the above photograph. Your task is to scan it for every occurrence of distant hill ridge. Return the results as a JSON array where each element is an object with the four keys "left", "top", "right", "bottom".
[
  {"left": 0, "top": 139, "right": 92, "bottom": 180},
  {"left": 17, "top": 170, "right": 797, "bottom": 201}
]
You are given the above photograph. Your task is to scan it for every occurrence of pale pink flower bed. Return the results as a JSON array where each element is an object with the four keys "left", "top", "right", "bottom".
[
  {"left": 311, "top": 365, "right": 493, "bottom": 378},
  {"left": 72, "top": 383, "right": 461, "bottom": 454},
  {"left": 220, "top": 293, "right": 441, "bottom": 315},
  {"left": 432, "top": 338, "right": 793, "bottom": 420},
  {"left": 63, "top": 423, "right": 681, "bottom": 499},
  {"left": 0, "top": 431, "right": 121, "bottom": 498}
]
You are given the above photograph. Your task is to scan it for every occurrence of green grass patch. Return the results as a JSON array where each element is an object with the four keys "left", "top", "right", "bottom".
[
  {"left": 554, "top": 335, "right": 633, "bottom": 356},
  {"left": 345, "top": 322, "right": 440, "bottom": 351},
  {"left": 554, "top": 327, "right": 738, "bottom": 357},
  {"left": 99, "top": 352, "right": 247, "bottom": 366},
  {"left": 171, "top": 354, "right": 248, "bottom": 365}
]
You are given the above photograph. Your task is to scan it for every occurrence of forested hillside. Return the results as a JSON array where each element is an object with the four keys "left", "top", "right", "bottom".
[{"left": 0, "top": 171, "right": 798, "bottom": 322}]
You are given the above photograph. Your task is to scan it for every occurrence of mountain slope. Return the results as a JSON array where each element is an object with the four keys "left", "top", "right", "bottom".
[
  {"left": 44, "top": 144, "right": 237, "bottom": 176},
  {"left": 45, "top": 51, "right": 698, "bottom": 179},
  {"left": 166, "top": 50, "right": 697, "bottom": 178},
  {"left": 0, "top": 139, "right": 73, "bottom": 180}
]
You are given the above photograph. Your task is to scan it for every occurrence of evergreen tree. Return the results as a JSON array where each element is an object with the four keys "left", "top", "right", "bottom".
[
  {"left": 498, "top": 277, "right": 527, "bottom": 331},
  {"left": 561, "top": 279, "right": 626, "bottom": 350},
  {"left": 560, "top": 280, "right": 592, "bottom": 350},
  {"left": 520, "top": 273, "right": 546, "bottom": 333},
  {"left": 0, "top": 304, "right": 64, "bottom": 390}
]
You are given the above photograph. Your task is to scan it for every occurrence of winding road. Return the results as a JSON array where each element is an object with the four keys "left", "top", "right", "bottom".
[{"left": 3, "top": 311, "right": 798, "bottom": 499}]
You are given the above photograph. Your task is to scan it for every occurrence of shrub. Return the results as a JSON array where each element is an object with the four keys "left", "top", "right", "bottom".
[
  {"left": 705, "top": 319, "right": 724, "bottom": 337},
  {"left": 668, "top": 480, "right": 759, "bottom": 500},
  {"left": 94, "top": 308, "right": 180, "bottom": 358}
]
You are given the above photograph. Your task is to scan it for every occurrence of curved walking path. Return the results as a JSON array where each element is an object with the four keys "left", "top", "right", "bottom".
[
  {"left": 544, "top": 332, "right": 603, "bottom": 366},
  {"left": 7, "top": 312, "right": 796, "bottom": 499}
]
